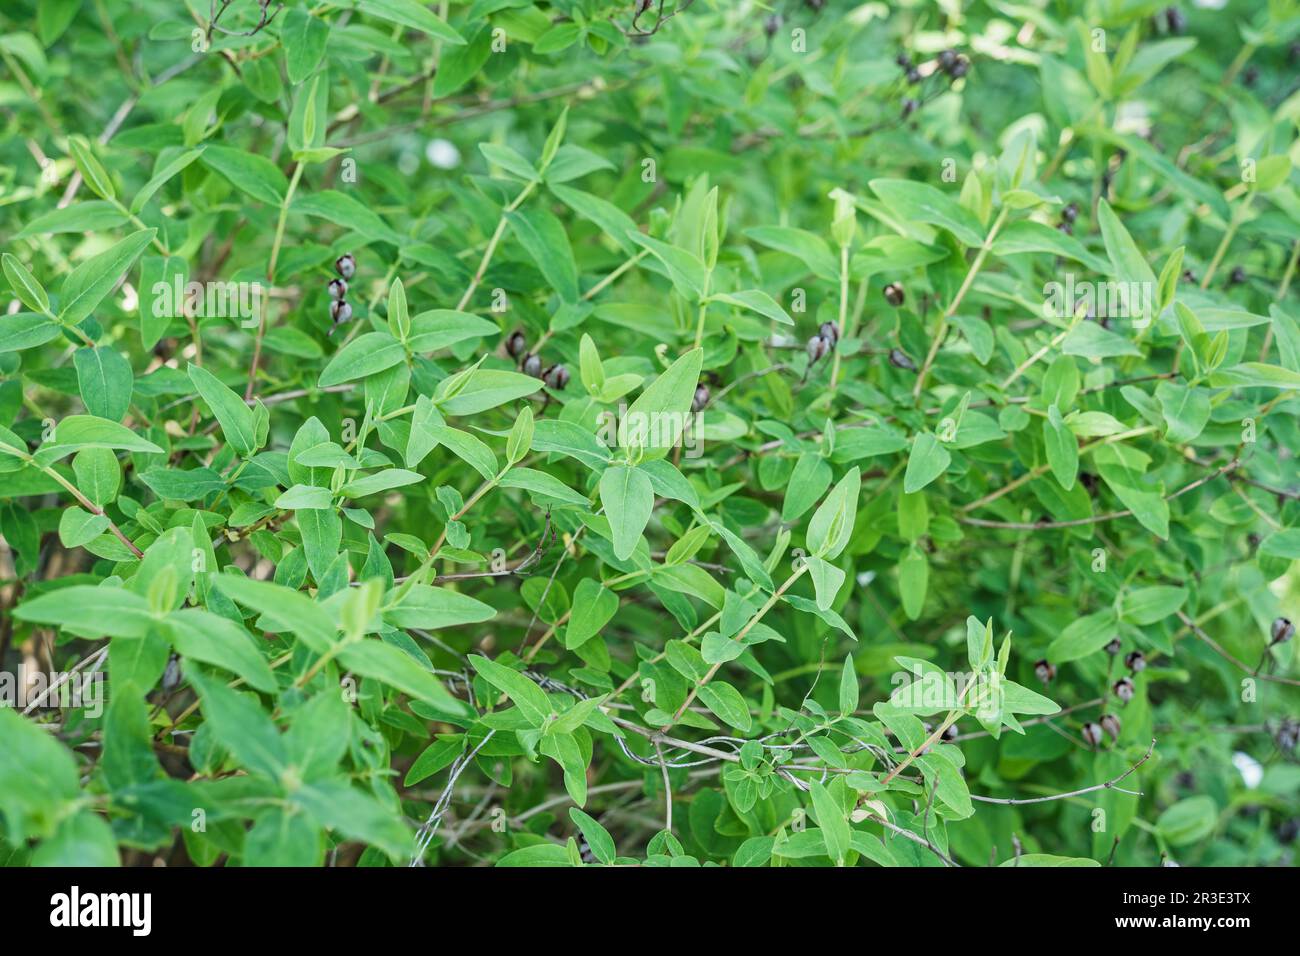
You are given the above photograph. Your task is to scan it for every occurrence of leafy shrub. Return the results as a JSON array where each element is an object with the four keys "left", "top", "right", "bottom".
[{"left": 1, "top": 0, "right": 1298, "bottom": 868}]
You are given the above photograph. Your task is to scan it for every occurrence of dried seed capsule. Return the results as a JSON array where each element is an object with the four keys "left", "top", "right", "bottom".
[
  {"left": 889, "top": 348, "right": 917, "bottom": 371},
  {"left": 1062, "top": 202, "right": 1079, "bottom": 223},
  {"left": 818, "top": 321, "right": 840, "bottom": 348},
  {"left": 1100, "top": 713, "right": 1121, "bottom": 741},
  {"left": 542, "top": 363, "right": 570, "bottom": 390},
  {"left": 328, "top": 278, "right": 347, "bottom": 300},
  {"left": 1114, "top": 676, "right": 1135, "bottom": 702},
  {"left": 329, "top": 299, "right": 352, "bottom": 325},
  {"left": 1271, "top": 617, "right": 1295, "bottom": 645},
  {"left": 692, "top": 384, "right": 710, "bottom": 412},
  {"left": 521, "top": 352, "right": 542, "bottom": 378},
  {"left": 1125, "top": 650, "right": 1146, "bottom": 672},
  {"left": 901, "top": 98, "right": 919, "bottom": 118},
  {"left": 162, "top": 653, "right": 182, "bottom": 693},
  {"left": 937, "top": 49, "right": 957, "bottom": 72},
  {"left": 1034, "top": 659, "right": 1056, "bottom": 684},
  {"left": 1105, "top": 637, "right": 1122, "bottom": 655},
  {"left": 335, "top": 254, "right": 356, "bottom": 279},
  {"left": 505, "top": 329, "right": 527, "bottom": 358},
  {"left": 806, "top": 334, "right": 830, "bottom": 364},
  {"left": 883, "top": 282, "right": 905, "bottom": 306},
  {"left": 1081, "top": 722, "right": 1103, "bottom": 747},
  {"left": 1275, "top": 718, "right": 1298, "bottom": 752}
]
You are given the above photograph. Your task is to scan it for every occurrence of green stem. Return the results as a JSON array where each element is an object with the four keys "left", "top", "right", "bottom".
[
  {"left": 457, "top": 181, "right": 536, "bottom": 311},
  {"left": 913, "top": 206, "right": 1009, "bottom": 401},
  {"left": 267, "top": 163, "right": 305, "bottom": 281}
]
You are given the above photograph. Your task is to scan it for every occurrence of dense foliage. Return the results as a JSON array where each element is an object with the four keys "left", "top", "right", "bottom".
[{"left": 1, "top": 0, "right": 1298, "bottom": 868}]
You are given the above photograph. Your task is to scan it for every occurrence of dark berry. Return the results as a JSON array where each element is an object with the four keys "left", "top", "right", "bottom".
[
  {"left": 937, "top": 49, "right": 957, "bottom": 72},
  {"left": 1125, "top": 651, "right": 1146, "bottom": 673},
  {"left": 505, "top": 330, "right": 527, "bottom": 358},
  {"left": 901, "top": 98, "right": 919, "bottom": 118},
  {"left": 883, "top": 282, "right": 905, "bottom": 306},
  {"left": 888, "top": 348, "right": 916, "bottom": 371},
  {"left": 521, "top": 353, "right": 542, "bottom": 378},
  {"left": 1105, "top": 638, "right": 1122, "bottom": 655},
  {"left": 1229, "top": 266, "right": 1247, "bottom": 286},
  {"left": 328, "top": 278, "right": 347, "bottom": 300},
  {"left": 806, "top": 335, "right": 830, "bottom": 364},
  {"left": 1062, "top": 202, "right": 1079, "bottom": 223},
  {"left": 906, "top": 67, "right": 921, "bottom": 85},
  {"left": 1100, "top": 713, "right": 1121, "bottom": 741},
  {"left": 542, "top": 364, "right": 570, "bottom": 390},
  {"left": 947, "top": 57, "right": 969, "bottom": 79},
  {"left": 818, "top": 321, "right": 840, "bottom": 348},
  {"left": 1081, "top": 722, "right": 1103, "bottom": 747},
  {"left": 335, "top": 254, "right": 356, "bottom": 279},
  {"left": 1271, "top": 617, "right": 1295, "bottom": 645},
  {"left": 1034, "top": 659, "right": 1056, "bottom": 684},
  {"left": 896, "top": 52, "right": 912, "bottom": 69},
  {"left": 1114, "top": 677, "right": 1135, "bottom": 703},
  {"left": 691, "top": 384, "right": 710, "bottom": 412}
]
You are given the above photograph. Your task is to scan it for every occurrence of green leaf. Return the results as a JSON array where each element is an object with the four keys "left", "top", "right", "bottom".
[
  {"left": 282, "top": 7, "right": 329, "bottom": 83},
  {"left": 318, "top": 332, "right": 406, "bottom": 387},
  {"left": 2, "top": 254, "right": 50, "bottom": 313},
  {"left": 213, "top": 575, "right": 338, "bottom": 654},
  {"left": 435, "top": 368, "right": 542, "bottom": 416},
  {"left": 898, "top": 546, "right": 928, "bottom": 620},
  {"left": 188, "top": 671, "right": 287, "bottom": 778},
  {"left": 838, "top": 654, "right": 859, "bottom": 716},
  {"left": 710, "top": 289, "right": 794, "bottom": 325},
  {"left": 470, "top": 655, "right": 552, "bottom": 725},
  {"left": 506, "top": 207, "right": 580, "bottom": 303},
  {"left": 697, "top": 681, "right": 752, "bottom": 732},
  {"left": 337, "top": 640, "right": 466, "bottom": 711},
  {"left": 807, "top": 466, "right": 861, "bottom": 559},
  {"left": 1118, "top": 586, "right": 1187, "bottom": 626},
  {"left": 355, "top": 0, "right": 465, "bottom": 43},
  {"left": 1044, "top": 405, "right": 1078, "bottom": 490},
  {"left": 808, "top": 780, "right": 851, "bottom": 866},
  {"left": 1096, "top": 198, "right": 1157, "bottom": 329},
  {"left": 58, "top": 229, "right": 155, "bottom": 327},
  {"left": 1047, "top": 608, "right": 1118, "bottom": 663},
  {"left": 568, "top": 808, "right": 615, "bottom": 864},
  {"left": 620, "top": 348, "right": 703, "bottom": 462},
  {"left": 903, "top": 432, "right": 950, "bottom": 494},
  {"left": 566, "top": 579, "right": 619, "bottom": 649},
  {"left": 188, "top": 364, "right": 259, "bottom": 457},
  {"left": 599, "top": 463, "right": 655, "bottom": 560},
  {"left": 869, "top": 179, "right": 985, "bottom": 246},
  {"left": 74, "top": 346, "right": 133, "bottom": 421},
  {"left": 168, "top": 608, "right": 277, "bottom": 692},
  {"left": 52, "top": 415, "right": 163, "bottom": 455}
]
